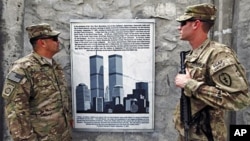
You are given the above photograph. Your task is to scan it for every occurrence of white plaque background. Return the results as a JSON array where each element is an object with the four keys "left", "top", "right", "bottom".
[{"left": 70, "top": 19, "right": 155, "bottom": 132}]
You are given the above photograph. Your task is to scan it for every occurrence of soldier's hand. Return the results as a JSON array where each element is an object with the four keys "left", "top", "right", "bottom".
[{"left": 175, "top": 69, "right": 191, "bottom": 88}]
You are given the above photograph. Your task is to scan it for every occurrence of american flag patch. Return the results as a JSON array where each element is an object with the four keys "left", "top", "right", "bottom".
[{"left": 7, "top": 71, "right": 24, "bottom": 83}]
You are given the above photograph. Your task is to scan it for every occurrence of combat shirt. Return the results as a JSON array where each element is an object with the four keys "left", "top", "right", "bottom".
[
  {"left": 173, "top": 39, "right": 250, "bottom": 141},
  {"left": 2, "top": 52, "right": 72, "bottom": 141}
]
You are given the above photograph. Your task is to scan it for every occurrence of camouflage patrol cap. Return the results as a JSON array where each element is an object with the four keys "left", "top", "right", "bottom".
[
  {"left": 26, "top": 23, "right": 60, "bottom": 39},
  {"left": 176, "top": 3, "right": 217, "bottom": 22}
]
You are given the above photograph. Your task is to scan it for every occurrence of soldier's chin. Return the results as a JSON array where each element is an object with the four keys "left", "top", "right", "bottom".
[{"left": 180, "top": 37, "right": 186, "bottom": 41}]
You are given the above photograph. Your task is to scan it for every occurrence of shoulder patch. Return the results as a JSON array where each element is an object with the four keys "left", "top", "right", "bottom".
[
  {"left": 219, "top": 73, "right": 231, "bottom": 86},
  {"left": 7, "top": 71, "right": 24, "bottom": 83},
  {"left": 212, "top": 60, "right": 225, "bottom": 72},
  {"left": 2, "top": 82, "right": 16, "bottom": 97}
]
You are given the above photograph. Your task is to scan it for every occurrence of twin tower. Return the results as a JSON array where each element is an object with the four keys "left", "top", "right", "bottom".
[{"left": 76, "top": 54, "right": 149, "bottom": 113}]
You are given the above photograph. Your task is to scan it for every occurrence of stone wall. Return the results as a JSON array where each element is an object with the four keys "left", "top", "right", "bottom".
[{"left": 1, "top": 0, "right": 250, "bottom": 141}]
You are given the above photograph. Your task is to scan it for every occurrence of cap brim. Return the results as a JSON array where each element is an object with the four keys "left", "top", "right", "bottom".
[
  {"left": 176, "top": 15, "right": 193, "bottom": 22},
  {"left": 48, "top": 30, "right": 60, "bottom": 37}
]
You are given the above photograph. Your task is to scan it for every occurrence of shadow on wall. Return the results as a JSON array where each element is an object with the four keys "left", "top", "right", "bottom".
[{"left": 0, "top": 0, "right": 6, "bottom": 140}]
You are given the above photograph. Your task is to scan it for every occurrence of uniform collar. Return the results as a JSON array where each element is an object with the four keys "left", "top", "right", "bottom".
[
  {"left": 189, "top": 39, "right": 210, "bottom": 58},
  {"left": 32, "top": 52, "right": 57, "bottom": 66}
]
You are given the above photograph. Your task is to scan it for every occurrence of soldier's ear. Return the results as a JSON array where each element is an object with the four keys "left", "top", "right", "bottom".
[{"left": 36, "top": 39, "right": 47, "bottom": 48}]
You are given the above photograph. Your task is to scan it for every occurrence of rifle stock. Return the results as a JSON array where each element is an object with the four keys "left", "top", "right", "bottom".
[{"left": 180, "top": 51, "right": 191, "bottom": 141}]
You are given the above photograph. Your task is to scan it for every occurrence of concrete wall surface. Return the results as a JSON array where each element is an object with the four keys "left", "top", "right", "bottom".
[{"left": 1, "top": 0, "right": 250, "bottom": 141}]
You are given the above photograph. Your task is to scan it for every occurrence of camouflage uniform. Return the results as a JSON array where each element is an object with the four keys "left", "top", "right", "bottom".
[
  {"left": 2, "top": 23, "right": 72, "bottom": 141},
  {"left": 174, "top": 4, "right": 250, "bottom": 141}
]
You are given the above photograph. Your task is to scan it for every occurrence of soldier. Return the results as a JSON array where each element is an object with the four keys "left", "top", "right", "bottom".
[
  {"left": 174, "top": 3, "right": 250, "bottom": 141},
  {"left": 2, "top": 23, "right": 72, "bottom": 141}
]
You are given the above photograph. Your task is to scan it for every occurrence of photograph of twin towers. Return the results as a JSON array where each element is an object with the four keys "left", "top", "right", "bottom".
[{"left": 75, "top": 53, "right": 150, "bottom": 114}]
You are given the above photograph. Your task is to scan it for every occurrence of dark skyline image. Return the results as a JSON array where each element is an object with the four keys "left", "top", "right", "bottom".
[{"left": 75, "top": 54, "right": 150, "bottom": 113}]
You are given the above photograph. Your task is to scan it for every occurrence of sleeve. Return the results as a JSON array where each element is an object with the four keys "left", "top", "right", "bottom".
[
  {"left": 184, "top": 50, "right": 250, "bottom": 111},
  {"left": 56, "top": 65, "right": 73, "bottom": 127},
  {"left": 68, "top": 89, "right": 73, "bottom": 127},
  {"left": 2, "top": 67, "right": 38, "bottom": 141}
]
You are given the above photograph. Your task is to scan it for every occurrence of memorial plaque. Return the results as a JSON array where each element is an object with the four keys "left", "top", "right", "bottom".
[{"left": 70, "top": 19, "right": 155, "bottom": 132}]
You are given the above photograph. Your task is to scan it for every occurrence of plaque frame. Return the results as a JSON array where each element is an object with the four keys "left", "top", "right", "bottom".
[{"left": 70, "top": 19, "right": 155, "bottom": 132}]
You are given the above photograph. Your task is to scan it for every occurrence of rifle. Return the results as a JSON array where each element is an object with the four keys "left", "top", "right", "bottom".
[{"left": 179, "top": 51, "right": 191, "bottom": 141}]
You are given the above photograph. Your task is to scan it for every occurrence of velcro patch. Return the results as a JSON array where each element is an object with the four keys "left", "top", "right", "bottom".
[
  {"left": 2, "top": 83, "right": 16, "bottom": 97},
  {"left": 7, "top": 71, "right": 24, "bottom": 83}
]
